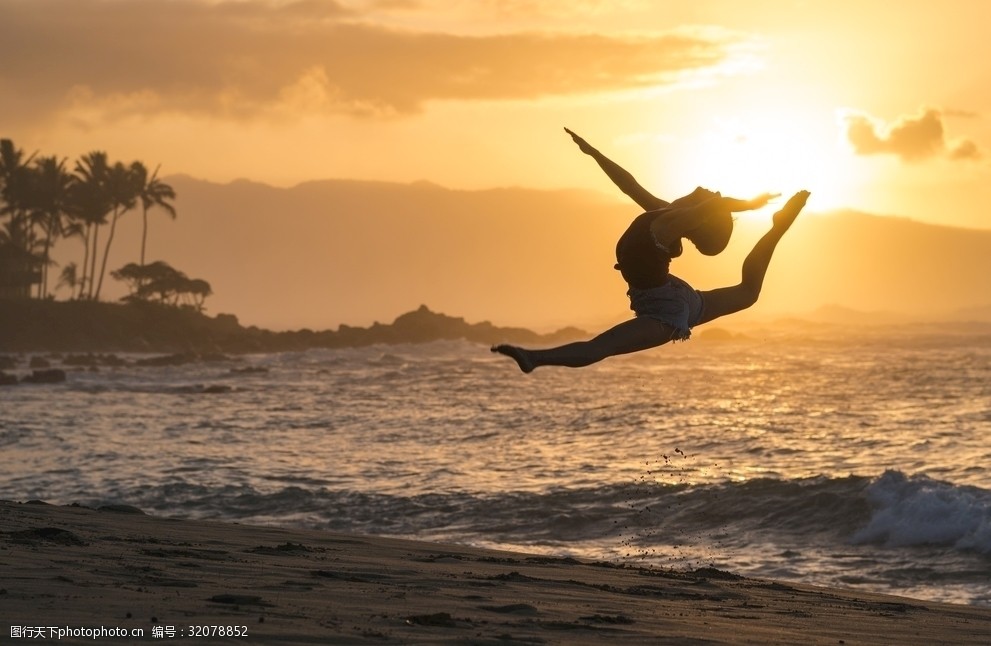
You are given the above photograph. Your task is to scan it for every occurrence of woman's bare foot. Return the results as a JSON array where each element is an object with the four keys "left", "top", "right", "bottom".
[
  {"left": 772, "top": 190, "right": 811, "bottom": 231},
  {"left": 491, "top": 344, "right": 536, "bottom": 374}
]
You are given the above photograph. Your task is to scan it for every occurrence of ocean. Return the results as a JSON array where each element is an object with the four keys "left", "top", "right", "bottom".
[{"left": 2, "top": 328, "right": 990, "bottom": 607}]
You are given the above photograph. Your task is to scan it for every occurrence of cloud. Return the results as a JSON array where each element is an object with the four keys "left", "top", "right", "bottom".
[
  {"left": 839, "top": 107, "right": 982, "bottom": 162},
  {"left": 0, "top": 0, "right": 744, "bottom": 127},
  {"left": 948, "top": 139, "right": 981, "bottom": 161}
]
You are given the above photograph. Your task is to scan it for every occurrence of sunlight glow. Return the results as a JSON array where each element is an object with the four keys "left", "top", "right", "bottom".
[{"left": 657, "top": 108, "right": 862, "bottom": 212}]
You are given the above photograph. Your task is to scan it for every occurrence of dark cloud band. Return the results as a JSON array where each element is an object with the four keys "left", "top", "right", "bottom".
[{"left": 0, "top": 0, "right": 741, "bottom": 125}]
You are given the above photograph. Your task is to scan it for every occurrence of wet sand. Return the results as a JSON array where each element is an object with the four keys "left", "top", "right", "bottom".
[{"left": 2, "top": 500, "right": 989, "bottom": 644}]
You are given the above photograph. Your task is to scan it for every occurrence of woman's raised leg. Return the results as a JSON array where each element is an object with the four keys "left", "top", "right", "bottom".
[{"left": 696, "top": 190, "right": 809, "bottom": 325}]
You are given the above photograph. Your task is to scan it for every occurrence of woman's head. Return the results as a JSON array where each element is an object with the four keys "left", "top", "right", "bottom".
[{"left": 687, "top": 198, "right": 733, "bottom": 256}]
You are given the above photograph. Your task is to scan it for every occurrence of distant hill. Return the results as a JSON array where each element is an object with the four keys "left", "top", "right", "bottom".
[{"left": 51, "top": 177, "right": 991, "bottom": 331}]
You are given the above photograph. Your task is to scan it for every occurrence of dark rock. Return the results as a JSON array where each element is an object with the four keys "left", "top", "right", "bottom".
[
  {"left": 0, "top": 372, "right": 18, "bottom": 386},
  {"left": 21, "top": 368, "right": 67, "bottom": 384}
]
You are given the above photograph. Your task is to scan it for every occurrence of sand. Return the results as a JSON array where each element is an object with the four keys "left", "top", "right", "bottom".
[{"left": 2, "top": 500, "right": 989, "bottom": 645}]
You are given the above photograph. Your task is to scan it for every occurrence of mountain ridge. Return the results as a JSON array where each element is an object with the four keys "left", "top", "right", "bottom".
[{"left": 49, "top": 175, "right": 991, "bottom": 331}]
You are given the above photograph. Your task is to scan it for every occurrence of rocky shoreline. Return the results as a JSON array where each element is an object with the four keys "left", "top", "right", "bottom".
[
  {"left": 0, "top": 300, "right": 584, "bottom": 355},
  {"left": 0, "top": 300, "right": 587, "bottom": 387}
]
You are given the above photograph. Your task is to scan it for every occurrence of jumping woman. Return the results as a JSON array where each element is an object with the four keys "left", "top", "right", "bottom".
[{"left": 491, "top": 129, "right": 810, "bottom": 373}]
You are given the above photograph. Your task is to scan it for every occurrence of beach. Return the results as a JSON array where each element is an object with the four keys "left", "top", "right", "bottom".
[
  {"left": 3, "top": 500, "right": 990, "bottom": 645},
  {"left": 3, "top": 337, "right": 991, "bottom": 613}
]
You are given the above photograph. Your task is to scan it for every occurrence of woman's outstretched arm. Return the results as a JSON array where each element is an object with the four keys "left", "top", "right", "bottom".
[
  {"left": 720, "top": 192, "right": 780, "bottom": 212},
  {"left": 566, "top": 128, "right": 779, "bottom": 215},
  {"left": 565, "top": 128, "right": 669, "bottom": 211}
]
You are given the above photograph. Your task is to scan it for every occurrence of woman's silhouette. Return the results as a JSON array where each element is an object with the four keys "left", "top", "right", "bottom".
[{"left": 491, "top": 129, "right": 810, "bottom": 373}]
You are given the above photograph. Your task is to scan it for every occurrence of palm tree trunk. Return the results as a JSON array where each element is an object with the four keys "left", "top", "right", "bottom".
[
  {"left": 94, "top": 209, "right": 120, "bottom": 300},
  {"left": 140, "top": 206, "right": 149, "bottom": 267},
  {"left": 40, "top": 238, "right": 52, "bottom": 299},
  {"left": 78, "top": 224, "right": 91, "bottom": 300},
  {"left": 39, "top": 218, "right": 57, "bottom": 299},
  {"left": 88, "top": 223, "right": 100, "bottom": 300}
]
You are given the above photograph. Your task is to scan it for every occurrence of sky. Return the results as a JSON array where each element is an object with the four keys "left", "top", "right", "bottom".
[{"left": 2, "top": 0, "right": 991, "bottom": 231}]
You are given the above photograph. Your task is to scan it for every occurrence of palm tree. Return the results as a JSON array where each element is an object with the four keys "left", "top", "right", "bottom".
[
  {"left": 0, "top": 139, "right": 39, "bottom": 298},
  {"left": 0, "top": 139, "right": 32, "bottom": 219},
  {"left": 93, "top": 161, "right": 139, "bottom": 300},
  {"left": 71, "top": 151, "right": 111, "bottom": 300},
  {"left": 27, "top": 156, "right": 73, "bottom": 298},
  {"left": 56, "top": 262, "right": 80, "bottom": 296},
  {"left": 2, "top": 143, "right": 185, "bottom": 302},
  {"left": 131, "top": 161, "right": 176, "bottom": 267}
]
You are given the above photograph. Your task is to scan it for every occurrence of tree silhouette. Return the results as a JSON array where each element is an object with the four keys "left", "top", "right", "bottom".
[
  {"left": 132, "top": 162, "right": 176, "bottom": 268},
  {"left": 1, "top": 138, "right": 187, "bottom": 305},
  {"left": 0, "top": 139, "right": 40, "bottom": 298},
  {"left": 71, "top": 151, "right": 112, "bottom": 300},
  {"left": 182, "top": 278, "right": 212, "bottom": 311},
  {"left": 27, "top": 156, "right": 74, "bottom": 298},
  {"left": 93, "top": 161, "right": 139, "bottom": 300},
  {"left": 112, "top": 260, "right": 212, "bottom": 312},
  {"left": 56, "top": 262, "right": 80, "bottom": 295}
]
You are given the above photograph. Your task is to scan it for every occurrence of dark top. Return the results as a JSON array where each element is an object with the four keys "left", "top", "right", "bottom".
[{"left": 614, "top": 211, "right": 683, "bottom": 290}]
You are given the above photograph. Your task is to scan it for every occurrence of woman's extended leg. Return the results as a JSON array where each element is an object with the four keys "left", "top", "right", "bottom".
[
  {"left": 492, "top": 316, "right": 677, "bottom": 373},
  {"left": 696, "top": 190, "right": 809, "bottom": 325}
]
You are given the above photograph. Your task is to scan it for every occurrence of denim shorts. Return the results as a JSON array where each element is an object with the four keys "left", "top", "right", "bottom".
[{"left": 626, "top": 274, "right": 704, "bottom": 341}]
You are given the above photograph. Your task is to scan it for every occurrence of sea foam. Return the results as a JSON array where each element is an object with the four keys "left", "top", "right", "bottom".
[{"left": 852, "top": 470, "right": 991, "bottom": 555}]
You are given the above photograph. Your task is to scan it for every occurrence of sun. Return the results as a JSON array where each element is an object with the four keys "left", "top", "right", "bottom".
[{"left": 656, "top": 109, "right": 860, "bottom": 213}]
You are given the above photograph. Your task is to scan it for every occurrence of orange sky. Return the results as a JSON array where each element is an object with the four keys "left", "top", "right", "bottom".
[
  {"left": 3, "top": 0, "right": 990, "bottom": 230},
  {"left": 4, "top": 0, "right": 991, "bottom": 330}
]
